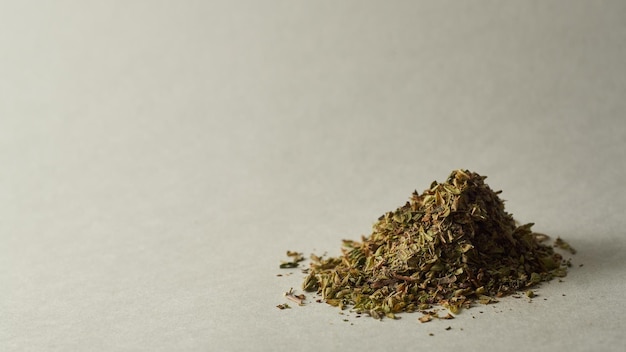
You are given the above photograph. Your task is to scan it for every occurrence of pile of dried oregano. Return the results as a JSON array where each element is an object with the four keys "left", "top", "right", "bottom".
[{"left": 296, "top": 170, "right": 572, "bottom": 319}]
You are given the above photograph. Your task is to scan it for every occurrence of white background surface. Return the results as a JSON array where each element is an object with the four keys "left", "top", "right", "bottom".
[{"left": 2, "top": 1, "right": 626, "bottom": 351}]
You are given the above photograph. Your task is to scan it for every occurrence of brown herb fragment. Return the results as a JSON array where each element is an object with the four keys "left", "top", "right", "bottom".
[
  {"left": 419, "top": 315, "right": 433, "bottom": 323},
  {"left": 284, "top": 288, "right": 306, "bottom": 305}
]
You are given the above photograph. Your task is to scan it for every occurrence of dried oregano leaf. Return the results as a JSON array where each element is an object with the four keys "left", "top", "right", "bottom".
[
  {"left": 279, "top": 251, "right": 305, "bottom": 269},
  {"left": 302, "top": 170, "right": 571, "bottom": 319}
]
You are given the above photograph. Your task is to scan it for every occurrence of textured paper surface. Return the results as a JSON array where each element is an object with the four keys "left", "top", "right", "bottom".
[{"left": 2, "top": 1, "right": 625, "bottom": 351}]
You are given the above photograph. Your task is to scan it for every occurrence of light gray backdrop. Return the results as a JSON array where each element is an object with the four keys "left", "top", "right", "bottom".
[{"left": 2, "top": 1, "right": 625, "bottom": 351}]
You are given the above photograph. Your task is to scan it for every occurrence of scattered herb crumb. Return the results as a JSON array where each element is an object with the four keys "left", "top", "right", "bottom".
[
  {"left": 284, "top": 288, "right": 306, "bottom": 305},
  {"left": 280, "top": 251, "right": 305, "bottom": 269},
  {"left": 419, "top": 315, "right": 433, "bottom": 323}
]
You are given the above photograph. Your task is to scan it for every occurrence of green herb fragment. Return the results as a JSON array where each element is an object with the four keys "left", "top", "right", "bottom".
[
  {"left": 554, "top": 237, "right": 577, "bottom": 254},
  {"left": 276, "top": 303, "right": 291, "bottom": 309},
  {"left": 296, "top": 170, "right": 573, "bottom": 319},
  {"left": 279, "top": 263, "right": 299, "bottom": 269},
  {"left": 280, "top": 251, "right": 305, "bottom": 269},
  {"left": 478, "top": 295, "right": 497, "bottom": 305}
]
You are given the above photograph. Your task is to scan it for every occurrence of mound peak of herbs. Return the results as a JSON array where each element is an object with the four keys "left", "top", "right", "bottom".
[{"left": 303, "top": 170, "right": 568, "bottom": 319}]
